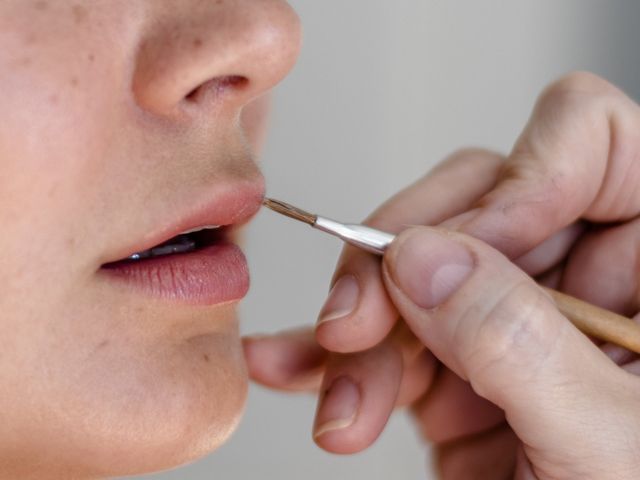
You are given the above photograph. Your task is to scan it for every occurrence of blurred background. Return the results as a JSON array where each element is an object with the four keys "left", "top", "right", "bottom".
[{"left": 139, "top": 1, "right": 640, "bottom": 478}]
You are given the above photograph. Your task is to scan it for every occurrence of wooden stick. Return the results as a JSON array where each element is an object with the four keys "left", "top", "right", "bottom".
[{"left": 543, "top": 287, "right": 640, "bottom": 353}]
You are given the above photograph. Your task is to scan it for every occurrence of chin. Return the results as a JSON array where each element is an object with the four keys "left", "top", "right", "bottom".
[
  {"left": 24, "top": 314, "right": 250, "bottom": 479},
  {"left": 110, "top": 338, "right": 249, "bottom": 477}
]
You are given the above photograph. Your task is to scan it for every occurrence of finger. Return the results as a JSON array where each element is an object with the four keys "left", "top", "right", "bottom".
[
  {"left": 243, "top": 328, "right": 327, "bottom": 392},
  {"left": 312, "top": 341, "right": 403, "bottom": 454},
  {"left": 366, "top": 149, "right": 504, "bottom": 231},
  {"left": 622, "top": 357, "right": 640, "bottom": 376},
  {"left": 312, "top": 325, "right": 437, "bottom": 452},
  {"left": 395, "top": 348, "right": 437, "bottom": 406},
  {"left": 603, "top": 311, "right": 640, "bottom": 367},
  {"left": 557, "top": 217, "right": 640, "bottom": 363},
  {"left": 315, "top": 250, "right": 398, "bottom": 354},
  {"left": 436, "top": 425, "right": 518, "bottom": 480},
  {"left": 389, "top": 325, "right": 438, "bottom": 406},
  {"left": 514, "top": 222, "right": 583, "bottom": 276},
  {"left": 382, "top": 226, "right": 640, "bottom": 470},
  {"left": 561, "top": 216, "right": 640, "bottom": 316},
  {"left": 411, "top": 368, "right": 504, "bottom": 445},
  {"left": 514, "top": 444, "right": 538, "bottom": 480},
  {"left": 536, "top": 264, "right": 564, "bottom": 289},
  {"left": 316, "top": 149, "right": 504, "bottom": 353},
  {"left": 443, "top": 72, "right": 640, "bottom": 259}
]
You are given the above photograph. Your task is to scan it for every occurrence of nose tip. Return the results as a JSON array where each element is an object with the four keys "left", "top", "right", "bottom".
[{"left": 133, "top": 0, "right": 301, "bottom": 117}]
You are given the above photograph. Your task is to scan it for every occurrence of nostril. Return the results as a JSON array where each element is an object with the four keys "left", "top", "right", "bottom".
[
  {"left": 133, "top": 0, "right": 300, "bottom": 117},
  {"left": 183, "top": 75, "right": 249, "bottom": 105}
]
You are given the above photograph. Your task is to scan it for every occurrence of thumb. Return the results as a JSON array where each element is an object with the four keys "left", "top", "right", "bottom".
[{"left": 382, "top": 226, "right": 639, "bottom": 470}]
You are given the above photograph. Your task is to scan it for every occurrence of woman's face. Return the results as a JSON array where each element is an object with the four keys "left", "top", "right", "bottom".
[{"left": 0, "top": 1, "right": 300, "bottom": 477}]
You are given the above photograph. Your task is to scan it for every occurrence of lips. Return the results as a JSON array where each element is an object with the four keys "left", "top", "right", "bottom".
[{"left": 100, "top": 180, "right": 264, "bottom": 305}]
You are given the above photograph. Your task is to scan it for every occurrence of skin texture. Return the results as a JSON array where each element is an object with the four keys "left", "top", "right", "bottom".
[
  {"left": 245, "top": 72, "right": 640, "bottom": 479},
  {"left": 0, "top": 1, "right": 300, "bottom": 478}
]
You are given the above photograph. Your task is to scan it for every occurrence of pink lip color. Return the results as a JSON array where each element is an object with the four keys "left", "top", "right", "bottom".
[
  {"left": 106, "top": 180, "right": 264, "bottom": 266},
  {"left": 101, "top": 241, "right": 249, "bottom": 305}
]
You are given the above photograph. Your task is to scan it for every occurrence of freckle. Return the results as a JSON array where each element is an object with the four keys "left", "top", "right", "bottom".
[
  {"left": 193, "top": 38, "right": 203, "bottom": 49},
  {"left": 34, "top": 0, "right": 47, "bottom": 11},
  {"left": 65, "top": 235, "right": 77, "bottom": 250},
  {"left": 88, "top": 53, "right": 95, "bottom": 62},
  {"left": 71, "top": 4, "right": 87, "bottom": 24},
  {"left": 13, "top": 57, "right": 32, "bottom": 67},
  {"left": 203, "top": 354, "right": 210, "bottom": 362},
  {"left": 24, "top": 33, "right": 38, "bottom": 45},
  {"left": 97, "top": 340, "right": 109, "bottom": 349},
  {"left": 70, "top": 76, "right": 79, "bottom": 87},
  {"left": 47, "top": 183, "right": 59, "bottom": 198},
  {"left": 48, "top": 94, "right": 59, "bottom": 105}
]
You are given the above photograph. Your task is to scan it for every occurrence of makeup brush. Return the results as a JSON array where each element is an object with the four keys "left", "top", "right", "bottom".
[{"left": 263, "top": 197, "right": 640, "bottom": 354}]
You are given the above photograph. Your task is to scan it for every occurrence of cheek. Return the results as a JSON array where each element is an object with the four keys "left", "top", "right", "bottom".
[{"left": 0, "top": 305, "right": 248, "bottom": 478}]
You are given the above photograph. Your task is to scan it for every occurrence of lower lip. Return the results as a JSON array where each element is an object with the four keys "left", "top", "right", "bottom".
[{"left": 101, "top": 242, "right": 249, "bottom": 305}]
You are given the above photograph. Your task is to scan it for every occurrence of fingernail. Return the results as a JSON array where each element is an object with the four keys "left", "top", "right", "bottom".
[
  {"left": 388, "top": 229, "right": 474, "bottom": 309},
  {"left": 313, "top": 376, "right": 360, "bottom": 438},
  {"left": 317, "top": 275, "right": 360, "bottom": 325}
]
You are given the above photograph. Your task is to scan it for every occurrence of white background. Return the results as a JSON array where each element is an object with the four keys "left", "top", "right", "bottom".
[{"left": 137, "top": 1, "right": 640, "bottom": 479}]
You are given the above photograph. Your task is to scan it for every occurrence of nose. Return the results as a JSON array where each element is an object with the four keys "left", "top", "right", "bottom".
[{"left": 133, "top": 0, "right": 301, "bottom": 117}]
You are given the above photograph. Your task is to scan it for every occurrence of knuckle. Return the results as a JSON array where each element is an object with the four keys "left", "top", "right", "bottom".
[
  {"left": 545, "top": 71, "right": 618, "bottom": 99},
  {"left": 538, "top": 71, "right": 621, "bottom": 114},
  {"left": 489, "top": 72, "right": 625, "bottom": 230},
  {"left": 501, "top": 162, "right": 573, "bottom": 217},
  {"left": 463, "top": 281, "right": 558, "bottom": 389}
]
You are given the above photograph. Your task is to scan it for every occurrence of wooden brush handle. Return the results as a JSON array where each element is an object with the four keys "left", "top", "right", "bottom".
[{"left": 543, "top": 287, "right": 640, "bottom": 353}]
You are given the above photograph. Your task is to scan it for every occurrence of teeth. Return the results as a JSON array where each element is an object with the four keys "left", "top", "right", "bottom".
[
  {"left": 179, "top": 225, "right": 221, "bottom": 235},
  {"left": 151, "top": 239, "right": 196, "bottom": 257},
  {"left": 125, "top": 225, "right": 221, "bottom": 262},
  {"left": 128, "top": 237, "right": 197, "bottom": 261},
  {"left": 128, "top": 252, "right": 149, "bottom": 261}
]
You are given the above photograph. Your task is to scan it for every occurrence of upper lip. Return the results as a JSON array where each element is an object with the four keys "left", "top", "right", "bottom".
[{"left": 102, "top": 177, "right": 265, "bottom": 265}]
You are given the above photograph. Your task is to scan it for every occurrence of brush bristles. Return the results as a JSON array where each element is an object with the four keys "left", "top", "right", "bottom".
[{"left": 262, "top": 198, "right": 317, "bottom": 226}]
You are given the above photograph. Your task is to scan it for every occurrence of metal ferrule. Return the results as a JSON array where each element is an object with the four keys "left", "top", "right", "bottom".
[{"left": 314, "top": 216, "right": 396, "bottom": 255}]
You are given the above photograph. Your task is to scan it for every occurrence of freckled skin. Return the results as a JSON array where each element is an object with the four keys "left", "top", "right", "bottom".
[
  {"left": 71, "top": 4, "right": 87, "bottom": 24},
  {"left": 0, "top": 1, "right": 300, "bottom": 478}
]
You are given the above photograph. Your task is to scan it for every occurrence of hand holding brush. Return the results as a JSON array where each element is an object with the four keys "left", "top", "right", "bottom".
[{"left": 247, "top": 73, "right": 640, "bottom": 478}]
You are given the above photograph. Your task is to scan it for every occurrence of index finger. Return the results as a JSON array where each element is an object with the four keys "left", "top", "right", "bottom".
[{"left": 443, "top": 72, "right": 640, "bottom": 258}]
